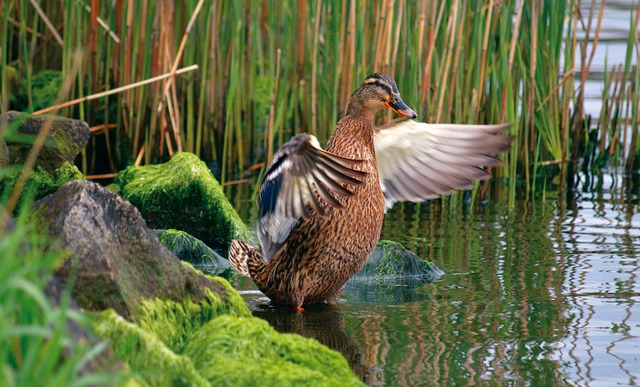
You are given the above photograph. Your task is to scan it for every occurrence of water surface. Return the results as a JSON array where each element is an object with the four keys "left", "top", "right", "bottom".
[{"left": 233, "top": 173, "right": 640, "bottom": 385}]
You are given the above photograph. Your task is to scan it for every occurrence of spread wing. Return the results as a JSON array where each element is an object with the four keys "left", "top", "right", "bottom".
[
  {"left": 257, "top": 133, "right": 366, "bottom": 261},
  {"left": 374, "top": 120, "right": 513, "bottom": 211}
]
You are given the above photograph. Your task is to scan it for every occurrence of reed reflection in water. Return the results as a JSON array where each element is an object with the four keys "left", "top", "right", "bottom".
[{"left": 235, "top": 173, "right": 639, "bottom": 385}]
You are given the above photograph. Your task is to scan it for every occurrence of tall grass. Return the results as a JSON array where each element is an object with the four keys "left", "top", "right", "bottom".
[
  {"left": 1, "top": 1, "right": 639, "bottom": 200},
  {"left": 0, "top": 216, "right": 115, "bottom": 386}
]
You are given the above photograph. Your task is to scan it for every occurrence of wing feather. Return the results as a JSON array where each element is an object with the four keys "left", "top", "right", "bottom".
[
  {"left": 257, "top": 133, "right": 366, "bottom": 261},
  {"left": 374, "top": 120, "right": 513, "bottom": 210}
]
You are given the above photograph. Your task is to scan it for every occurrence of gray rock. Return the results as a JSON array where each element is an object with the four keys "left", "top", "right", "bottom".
[
  {"left": 0, "top": 110, "right": 89, "bottom": 173},
  {"left": 44, "top": 275, "right": 120, "bottom": 375},
  {"left": 33, "top": 180, "right": 236, "bottom": 320}
]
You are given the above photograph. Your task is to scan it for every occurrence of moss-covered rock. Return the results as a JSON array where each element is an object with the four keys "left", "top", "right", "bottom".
[
  {"left": 94, "top": 293, "right": 362, "bottom": 386},
  {"left": 0, "top": 162, "right": 84, "bottom": 212},
  {"left": 157, "top": 229, "right": 232, "bottom": 275},
  {"left": 0, "top": 110, "right": 90, "bottom": 173},
  {"left": 344, "top": 240, "right": 444, "bottom": 304},
  {"left": 184, "top": 315, "right": 364, "bottom": 386},
  {"left": 114, "top": 152, "right": 253, "bottom": 254},
  {"left": 362, "top": 240, "right": 444, "bottom": 281},
  {"left": 34, "top": 180, "right": 238, "bottom": 321},
  {"left": 93, "top": 309, "right": 209, "bottom": 387}
]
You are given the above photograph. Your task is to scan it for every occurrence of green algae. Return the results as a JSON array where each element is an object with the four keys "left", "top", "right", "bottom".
[
  {"left": 114, "top": 152, "right": 253, "bottom": 254},
  {"left": 93, "top": 309, "right": 209, "bottom": 387},
  {"left": 0, "top": 162, "right": 84, "bottom": 212},
  {"left": 184, "top": 315, "right": 364, "bottom": 386},
  {"left": 136, "top": 281, "right": 250, "bottom": 353}
]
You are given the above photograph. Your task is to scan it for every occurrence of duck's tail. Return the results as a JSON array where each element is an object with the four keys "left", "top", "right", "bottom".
[{"left": 229, "top": 240, "right": 261, "bottom": 277}]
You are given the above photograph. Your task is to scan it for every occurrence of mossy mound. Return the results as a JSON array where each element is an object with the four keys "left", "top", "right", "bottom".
[
  {"left": 136, "top": 277, "right": 250, "bottom": 353},
  {"left": 0, "top": 162, "right": 84, "bottom": 212},
  {"left": 114, "top": 152, "right": 253, "bottom": 255},
  {"left": 93, "top": 309, "right": 209, "bottom": 386},
  {"left": 158, "top": 229, "right": 232, "bottom": 275},
  {"left": 94, "top": 294, "right": 361, "bottom": 386},
  {"left": 184, "top": 315, "right": 364, "bottom": 386}
]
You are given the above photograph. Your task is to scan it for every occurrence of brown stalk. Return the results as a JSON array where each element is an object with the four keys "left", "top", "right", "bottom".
[
  {"left": 475, "top": 0, "right": 495, "bottom": 122},
  {"left": 446, "top": 0, "right": 466, "bottom": 121},
  {"left": 83, "top": 4, "right": 120, "bottom": 43},
  {"left": 28, "top": 0, "right": 63, "bottom": 45},
  {"left": 311, "top": 0, "right": 322, "bottom": 136},
  {"left": 267, "top": 49, "right": 282, "bottom": 164},
  {"left": 156, "top": 0, "right": 206, "bottom": 153},
  {"left": 86, "top": 173, "right": 118, "bottom": 180},
  {"left": 435, "top": 0, "right": 457, "bottom": 123},
  {"left": 390, "top": 0, "right": 403, "bottom": 78}
]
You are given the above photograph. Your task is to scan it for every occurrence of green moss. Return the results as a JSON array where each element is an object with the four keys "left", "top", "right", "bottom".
[
  {"left": 114, "top": 152, "right": 253, "bottom": 254},
  {"left": 11, "top": 70, "right": 62, "bottom": 112},
  {"left": 184, "top": 315, "right": 364, "bottom": 386},
  {"left": 93, "top": 309, "right": 209, "bottom": 387},
  {"left": 0, "top": 162, "right": 84, "bottom": 211},
  {"left": 136, "top": 285, "right": 250, "bottom": 354}
]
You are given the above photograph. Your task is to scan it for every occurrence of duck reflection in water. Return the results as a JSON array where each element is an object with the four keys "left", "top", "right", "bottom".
[{"left": 252, "top": 302, "right": 374, "bottom": 383}]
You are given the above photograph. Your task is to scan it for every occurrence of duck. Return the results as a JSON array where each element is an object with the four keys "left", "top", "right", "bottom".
[{"left": 229, "top": 72, "right": 512, "bottom": 310}]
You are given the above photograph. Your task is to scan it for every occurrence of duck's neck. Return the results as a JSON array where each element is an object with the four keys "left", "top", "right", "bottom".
[{"left": 326, "top": 113, "right": 376, "bottom": 158}]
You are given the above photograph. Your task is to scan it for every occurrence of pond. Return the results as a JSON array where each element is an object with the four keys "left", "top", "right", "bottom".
[{"left": 231, "top": 172, "right": 640, "bottom": 385}]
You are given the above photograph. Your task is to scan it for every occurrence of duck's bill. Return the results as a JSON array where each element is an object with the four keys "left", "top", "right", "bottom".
[{"left": 386, "top": 99, "right": 417, "bottom": 119}]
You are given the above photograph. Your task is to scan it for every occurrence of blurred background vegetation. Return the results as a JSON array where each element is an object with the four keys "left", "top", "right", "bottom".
[{"left": 1, "top": 0, "right": 639, "bottom": 198}]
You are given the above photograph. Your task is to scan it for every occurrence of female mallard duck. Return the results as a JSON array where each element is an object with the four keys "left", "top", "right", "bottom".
[{"left": 230, "top": 73, "right": 511, "bottom": 310}]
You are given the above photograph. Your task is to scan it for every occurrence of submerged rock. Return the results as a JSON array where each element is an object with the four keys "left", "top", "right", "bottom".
[
  {"left": 344, "top": 240, "right": 444, "bottom": 304},
  {"left": 33, "top": 180, "right": 242, "bottom": 320},
  {"left": 0, "top": 110, "right": 89, "bottom": 172},
  {"left": 0, "top": 162, "right": 84, "bottom": 212},
  {"left": 114, "top": 152, "right": 253, "bottom": 255},
  {"left": 354, "top": 240, "right": 444, "bottom": 281},
  {"left": 157, "top": 229, "right": 232, "bottom": 275}
]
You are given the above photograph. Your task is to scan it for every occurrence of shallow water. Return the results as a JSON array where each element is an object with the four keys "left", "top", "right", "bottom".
[{"left": 232, "top": 173, "right": 640, "bottom": 385}]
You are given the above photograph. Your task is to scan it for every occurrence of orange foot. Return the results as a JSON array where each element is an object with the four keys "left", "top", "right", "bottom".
[{"left": 294, "top": 306, "right": 305, "bottom": 312}]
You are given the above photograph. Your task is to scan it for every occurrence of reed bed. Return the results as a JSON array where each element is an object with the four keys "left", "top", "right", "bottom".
[{"left": 1, "top": 0, "right": 639, "bottom": 201}]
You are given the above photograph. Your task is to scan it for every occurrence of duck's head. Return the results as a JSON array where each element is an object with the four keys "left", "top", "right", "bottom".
[{"left": 346, "top": 72, "right": 417, "bottom": 120}]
